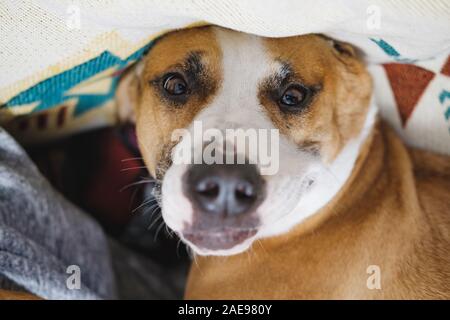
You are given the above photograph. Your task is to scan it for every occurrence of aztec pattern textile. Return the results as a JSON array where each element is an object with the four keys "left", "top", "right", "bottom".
[{"left": 0, "top": 0, "right": 449, "bottom": 155}]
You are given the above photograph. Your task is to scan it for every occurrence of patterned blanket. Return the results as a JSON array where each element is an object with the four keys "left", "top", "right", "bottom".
[{"left": 0, "top": 0, "right": 449, "bottom": 154}]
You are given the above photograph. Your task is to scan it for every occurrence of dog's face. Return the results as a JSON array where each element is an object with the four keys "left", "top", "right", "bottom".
[{"left": 118, "top": 26, "right": 373, "bottom": 256}]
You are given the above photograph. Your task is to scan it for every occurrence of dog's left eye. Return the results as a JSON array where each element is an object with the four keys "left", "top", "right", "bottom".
[
  {"left": 163, "top": 73, "right": 188, "bottom": 96},
  {"left": 278, "top": 84, "right": 312, "bottom": 112}
]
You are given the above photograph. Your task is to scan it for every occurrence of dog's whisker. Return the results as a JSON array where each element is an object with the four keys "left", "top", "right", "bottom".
[
  {"left": 142, "top": 203, "right": 159, "bottom": 217},
  {"left": 154, "top": 221, "right": 166, "bottom": 241},
  {"left": 147, "top": 214, "right": 163, "bottom": 230},
  {"left": 191, "top": 250, "right": 200, "bottom": 271},
  {"left": 119, "top": 179, "right": 154, "bottom": 192},
  {"left": 132, "top": 197, "right": 158, "bottom": 213},
  {"left": 165, "top": 225, "right": 175, "bottom": 238},
  {"left": 128, "top": 185, "right": 143, "bottom": 212},
  {"left": 120, "top": 166, "right": 148, "bottom": 172},
  {"left": 176, "top": 238, "right": 184, "bottom": 258},
  {"left": 121, "top": 157, "right": 143, "bottom": 162},
  {"left": 146, "top": 200, "right": 159, "bottom": 209},
  {"left": 148, "top": 205, "right": 161, "bottom": 220},
  {"left": 250, "top": 242, "right": 260, "bottom": 261},
  {"left": 245, "top": 248, "right": 253, "bottom": 265},
  {"left": 256, "top": 239, "right": 268, "bottom": 255},
  {"left": 150, "top": 210, "right": 162, "bottom": 221},
  {"left": 148, "top": 205, "right": 161, "bottom": 214}
]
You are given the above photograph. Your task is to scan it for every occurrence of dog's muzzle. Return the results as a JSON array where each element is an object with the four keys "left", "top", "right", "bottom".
[{"left": 182, "top": 163, "right": 266, "bottom": 250}]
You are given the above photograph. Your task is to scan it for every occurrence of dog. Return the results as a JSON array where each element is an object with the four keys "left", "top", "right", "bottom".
[{"left": 117, "top": 25, "right": 450, "bottom": 299}]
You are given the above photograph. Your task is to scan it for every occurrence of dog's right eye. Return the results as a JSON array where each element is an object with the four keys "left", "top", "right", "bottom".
[{"left": 162, "top": 73, "right": 188, "bottom": 96}]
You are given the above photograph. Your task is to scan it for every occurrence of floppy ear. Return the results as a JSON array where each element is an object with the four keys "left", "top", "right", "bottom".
[
  {"left": 325, "top": 37, "right": 365, "bottom": 70},
  {"left": 115, "top": 62, "right": 143, "bottom": 124},
  {"left": 330, "top": 39, "right": 356, "bottom": 58},
  {"left": 321, "top": 35, "right": 362, "bottom": 62}
]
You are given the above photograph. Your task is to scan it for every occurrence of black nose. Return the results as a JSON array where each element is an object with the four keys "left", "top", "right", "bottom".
[{"left": 184, "top": 163, "right": 265, "bottom": 217}]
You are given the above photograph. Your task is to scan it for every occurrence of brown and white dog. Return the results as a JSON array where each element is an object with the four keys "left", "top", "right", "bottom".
[{"left": 117, "top": 26, "right": 450, "bottom": 299}]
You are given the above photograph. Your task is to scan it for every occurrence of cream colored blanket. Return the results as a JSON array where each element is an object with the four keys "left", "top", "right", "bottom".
[{"left": 0, "top": 0, "right": 449, "bottom": 154}]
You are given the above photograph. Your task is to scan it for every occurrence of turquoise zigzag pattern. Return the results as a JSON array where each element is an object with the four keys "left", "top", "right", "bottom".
[
  {"left": 370, "top": 38, "right": 416, "bottom": 63},
  {"left": 439, "top": 90, "right": 450, "bottom": 123},
  {"left": 2, "top": 41, "right": 154, "bottom": 117}
]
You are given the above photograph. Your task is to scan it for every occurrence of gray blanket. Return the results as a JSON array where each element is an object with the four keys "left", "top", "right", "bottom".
[{"left": 0, "top": 127, "right": 180, "bottom": 299}]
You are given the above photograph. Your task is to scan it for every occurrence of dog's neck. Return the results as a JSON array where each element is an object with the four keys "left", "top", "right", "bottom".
[{"left": 260, "top": 99, "right": 379, "bottom": 238}]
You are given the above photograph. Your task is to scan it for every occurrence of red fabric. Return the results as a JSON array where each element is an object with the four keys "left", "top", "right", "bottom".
[
  {"left": 82, "top": 128, "right": 143, "bottom": 231},
  {"left": 29, "top": 126, "right": 145, "bottom": 234}
]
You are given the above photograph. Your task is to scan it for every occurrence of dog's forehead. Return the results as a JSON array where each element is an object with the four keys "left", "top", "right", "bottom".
[
  {"left": 213, "top": 29, "right": 329, "bottom": 82},
  {"left": 213, "top": 28, "right": 277, "bottom": 83},
  {"left": 143, "top": 26, "right": 330, "bottom": 85},
  {"left": 141, "top": 26, "right": 222, "bottom": 77},
  {"left": 193, "top": 28, "right": 332, "bottom": 127}
]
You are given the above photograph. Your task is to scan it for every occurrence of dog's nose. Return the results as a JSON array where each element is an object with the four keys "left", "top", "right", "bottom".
[{"left": 185, "top": 163, "right": 265, "bottom": 217}]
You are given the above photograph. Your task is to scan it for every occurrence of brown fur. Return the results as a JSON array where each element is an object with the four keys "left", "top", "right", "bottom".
[
  {"left": 0, "top": 289, "right": 40, "bottom": 300},
  {"left": 119, "top": 27, "right": 372, "bottom": 175},
  {"left": 185, "top": 121, "right": 450, "bottom": 299},
  {"left": 115, "top": 26, "right": 450, "bottom": 299},
  {"left": 120, "top": 27, "right": 222, "bottom": 178},
  {"left": 261, "top": 36, "right": 372, "bottom": 162}
]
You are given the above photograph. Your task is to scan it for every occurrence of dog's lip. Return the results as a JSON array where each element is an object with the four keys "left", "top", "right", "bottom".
[{"left": 182, "top": 227, "right": 258, "bottom": 251}]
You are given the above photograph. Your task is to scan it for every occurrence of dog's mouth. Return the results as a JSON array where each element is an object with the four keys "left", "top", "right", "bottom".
[{"left": 182, "top": 227, "right": 258, "bottom": 251}]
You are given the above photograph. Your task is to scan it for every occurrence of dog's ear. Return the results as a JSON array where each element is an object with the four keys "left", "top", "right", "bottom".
[
  {"left": 322, "top": 36, "right": 363, "bottom": 65},
  {"left": 330, "top": 39, "right": 356, "bottom": 58},
  {"left": 327, "top": 38, "right": 368, "bottom": 73},
  {"left": 115, "top": 62, "right": 143, "bottom": 124}
]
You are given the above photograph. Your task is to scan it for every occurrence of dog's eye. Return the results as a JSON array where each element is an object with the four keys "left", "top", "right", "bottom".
[
  {"left": 278, "top": 85, "right": 312, "bottom": 112},
  {"left": 163, "top": 73, "right": 188, "bottom": 96}
]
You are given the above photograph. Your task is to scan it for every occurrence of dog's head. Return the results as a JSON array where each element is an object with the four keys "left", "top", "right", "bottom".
[{"left": 117, "top": 26, "right": 374, "bottom": 255}]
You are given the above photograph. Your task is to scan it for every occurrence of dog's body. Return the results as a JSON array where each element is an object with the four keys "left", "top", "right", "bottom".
[
  {"left": 186, "top": 122, "right": 450, "bottom": 299},
  {"left": 117, "top": 26, "right": 450, "bottom": 299}
]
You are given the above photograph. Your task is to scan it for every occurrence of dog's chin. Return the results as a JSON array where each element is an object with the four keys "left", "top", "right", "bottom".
[{"left": 181, "top": 229, "right": 258, "bottom": 256}]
